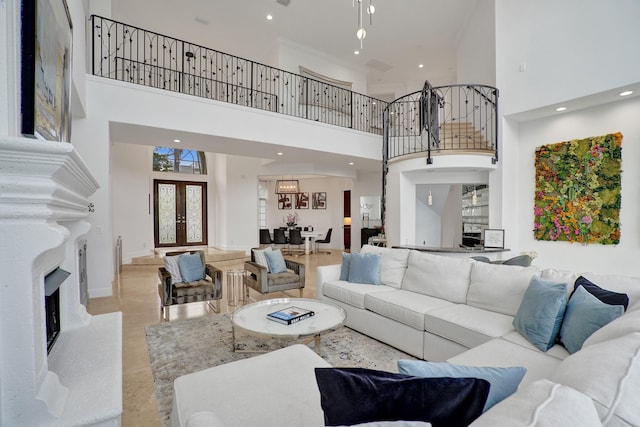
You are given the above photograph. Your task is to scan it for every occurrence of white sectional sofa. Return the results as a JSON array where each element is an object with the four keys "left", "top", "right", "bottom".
[
  {"left": 314, "top": 245, "right": 640, "bottom": 425},
  {"left": 172, "top": 244, "right": 640, "bottom": 426}
]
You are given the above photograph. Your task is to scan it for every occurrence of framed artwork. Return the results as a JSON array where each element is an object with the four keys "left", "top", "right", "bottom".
[
  {"left": 295, "top": 192, "right": 309, "bottom": 209},
  {"left": 21, "top": 0, "right": 73, "bottom": 142},
  {"left": 277, "top": 194, "right": 292, "bottom": 210},
  {"left": 312, "top": 192, "right": 327, "bottom": 209},
  {"left": 483, "top": 229, "right": 505, "bottom": 249}
]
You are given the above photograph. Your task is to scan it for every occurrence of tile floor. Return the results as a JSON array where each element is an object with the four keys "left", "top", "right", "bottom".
[{"left": 87, "top": 249, "right": 343, "bottom": 427}]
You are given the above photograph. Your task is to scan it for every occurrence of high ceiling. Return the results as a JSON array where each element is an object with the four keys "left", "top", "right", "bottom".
[
  {"left": 107, "top": 0, "right": 482, "bottom": 176},
  {"left": 111, "top": 0, "right": 481, "bottom": 95}
]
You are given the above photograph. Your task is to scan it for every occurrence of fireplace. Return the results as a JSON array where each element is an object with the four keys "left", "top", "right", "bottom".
[
  {"left": 44, "top": 268, "right": 70, "bottom": 354},
  {"left": 0, "top": 137, "right": 122, "bottom": 426}
]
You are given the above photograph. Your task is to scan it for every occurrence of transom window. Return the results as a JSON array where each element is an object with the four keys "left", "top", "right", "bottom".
[{"left": 153, "top": 147, "right": 207, "bottom": 174}]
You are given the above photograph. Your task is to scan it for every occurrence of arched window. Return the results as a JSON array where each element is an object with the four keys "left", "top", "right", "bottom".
[{"left": 153, "top": 147, "right": 207, "bottom": 174}]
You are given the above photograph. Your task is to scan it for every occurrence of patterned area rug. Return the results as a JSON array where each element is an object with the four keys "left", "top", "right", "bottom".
[{"left": 145, "top": 313, "right": 415, "bottom": 427}]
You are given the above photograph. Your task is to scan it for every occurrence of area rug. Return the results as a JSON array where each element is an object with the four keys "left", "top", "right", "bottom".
[{"left": 145, "top": 313, "right": 415, "bottom": 427}]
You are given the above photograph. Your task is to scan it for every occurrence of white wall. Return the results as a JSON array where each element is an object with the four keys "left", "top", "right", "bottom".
[
  {"left": 441, "top": 185, "right": 463, "bottom": 247},
  {"left": 111, "top": 143, "right": 154, "bottom": 262},
  {"left": 512, "top": 96, "right": 640, "bottom": 276},
  {"left": 68, "top": 0, "right": 88, "bottom": 118},
  {"left": 278, "top": 39, "right": 368, "bottom": 95},
  {"left": 496, "top": 0, "right": 640, "bottom": 116},
  {"left": 457, "top": 0, "right": 496, "bottom": 86},
  {"left": 415, "top": 193, "right": 442, "bottom": 247},
  {"left": 350, "top": 171, "right": 382, "bottom": 250}
]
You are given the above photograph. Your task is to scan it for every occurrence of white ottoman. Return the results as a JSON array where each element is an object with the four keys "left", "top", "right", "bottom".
[{"left": 171, "top": 344, "right": 330, "bottom": 427}]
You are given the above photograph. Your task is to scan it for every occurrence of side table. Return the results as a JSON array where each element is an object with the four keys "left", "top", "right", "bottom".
[{"left": 226, "top": 269, "right": 247, "bottom": 306}]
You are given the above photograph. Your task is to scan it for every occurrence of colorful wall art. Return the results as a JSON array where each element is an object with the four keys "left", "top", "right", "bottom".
[{"left": 533, "top": 132, "right": 622, "bottom": 245}]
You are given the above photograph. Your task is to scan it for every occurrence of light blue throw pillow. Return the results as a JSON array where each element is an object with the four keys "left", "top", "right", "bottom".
[
  {"left": 560, "top": 285, "right": 625, "bottom": 354},
  {"left": 178, "top": 252, "right": 205, "bottom": 282},
  {"left": 513, "top": 276, "right": 568, "bottom": 352},
  {"left": 265, "top": 249, "right": 287, "bottom": 274},
  {"left": 340, "top": 252, "right": 352, "bottom": 281},
  {"left": 397, "top": 360, "right": 526, "bottom": 412},
  {"left": 348, "top": 252, "right": 381, "bottom": 285}
]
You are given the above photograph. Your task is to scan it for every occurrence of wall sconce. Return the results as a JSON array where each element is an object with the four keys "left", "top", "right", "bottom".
[
  {"left": 343, "top": 217, "right": 352, "bottom": 226},
  {"left": 275, "top": 179, "right": 300, "bottom": 194}
]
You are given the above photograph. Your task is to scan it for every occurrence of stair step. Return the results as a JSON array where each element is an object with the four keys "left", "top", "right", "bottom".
[{"left": 130, "top": 248, "right": 248, "bottom": 266}]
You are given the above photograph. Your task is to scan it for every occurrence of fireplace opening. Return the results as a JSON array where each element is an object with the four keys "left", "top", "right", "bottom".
[{"left": 44, "top": 267, "right": 70, "bottom": 354}]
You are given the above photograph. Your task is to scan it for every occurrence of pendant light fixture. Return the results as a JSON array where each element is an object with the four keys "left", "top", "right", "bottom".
[
  {"left": 275, "top": 179, "right": 300, "bottom": 194},
  {"left": 354, "top": 0, "right": 375, "bottom": 49},
  {"left": 428, "top": 189, "right": 433, "bottom": 206},
  {"left": 472, "top": 186, "right": 478, "bottom": 206}
]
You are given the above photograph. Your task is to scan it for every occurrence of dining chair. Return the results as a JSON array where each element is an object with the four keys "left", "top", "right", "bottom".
[
  {"left": 314, "top": 228, "right": 332, "bottom": 255},
  {"left": 287, "top": 229, "right": 305, "bottom": 255},
  {"left": 259, "top": 229, "right": 273, "bottom": 247},
  {"left": 273, "top": 228, "right": 288, "bottom": 250}
]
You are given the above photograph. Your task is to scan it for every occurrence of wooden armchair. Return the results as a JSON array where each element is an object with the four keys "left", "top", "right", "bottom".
[
  {"left": 244, "top": 248, "right": 305, "bottom": 298},
  {"left": 158, "top": 250, "right": 223, "bottom": 320}
]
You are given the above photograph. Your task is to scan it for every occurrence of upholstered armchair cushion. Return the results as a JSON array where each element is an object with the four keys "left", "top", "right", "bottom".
[
  {"left": 245, "top": 248, "right": 305, "bottom": 296},
  {"left": 158, "top": 250, "right": 223, "bottom": 319}
]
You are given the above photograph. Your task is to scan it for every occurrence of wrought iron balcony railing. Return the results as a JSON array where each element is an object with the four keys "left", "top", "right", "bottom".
[
  {"left": 90, "top": 15, "right": 387, "bottom": 135},
  {"left": 383, "top": 81, "right": 499, "bottom": 164}
]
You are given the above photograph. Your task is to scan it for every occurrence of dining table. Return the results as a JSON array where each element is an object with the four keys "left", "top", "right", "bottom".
[{"left": 300, "top": 231, "right": 325, "bottom": 255}]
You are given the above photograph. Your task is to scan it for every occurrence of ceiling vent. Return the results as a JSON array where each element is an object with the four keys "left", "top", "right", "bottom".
[
  {"left": 276, "top": 0, "right": 291, "bottom": 6},
  {"left": 365, "top": 59, "right": 393, "bottom": 73}
]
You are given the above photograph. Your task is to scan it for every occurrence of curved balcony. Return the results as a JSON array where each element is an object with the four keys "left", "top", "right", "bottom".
[{"left": 383, "top": 82, "right": 499, "bottom": 165}]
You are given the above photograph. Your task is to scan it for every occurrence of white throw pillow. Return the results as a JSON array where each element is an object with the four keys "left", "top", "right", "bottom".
[
  {"left": 551, "top": 332, "right": 640, "bottom": 426},
  {"left": 467, "top": 262, "right": 539, "bottom": 316},
  {"left": 163, "top": 255, "right": 183, "bottom": 284},
  {"left": 361, "top": 245, "right": 410, "bottom": 288},
  {"left": 252, "top": 247, "right": 272, "bottom": 268},
  {"left": 401, "top": 251, "right": 473, "bottom": 303},
  {"left": 469, "top": 379, "right": 601, "bottom": 427}
]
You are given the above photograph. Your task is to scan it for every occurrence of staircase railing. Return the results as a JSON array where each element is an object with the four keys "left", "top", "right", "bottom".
[
  {"left": 384, "top": 81, "right": 499, "bottom": 164},
  {"left": 381, "top": 81, "right": 499, "bottom": 231},
  {"left": 90, "top": 15, "right": 387, "bottom": 135}
]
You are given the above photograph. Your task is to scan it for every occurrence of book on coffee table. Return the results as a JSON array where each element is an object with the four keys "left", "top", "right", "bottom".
[{"left": 267, "top": 306, "right": 315, "bottom": 325}]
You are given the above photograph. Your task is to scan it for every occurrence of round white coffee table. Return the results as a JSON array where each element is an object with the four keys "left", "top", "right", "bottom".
[{"left": 231, "top": 298, "right": 346, "bottom": 353}]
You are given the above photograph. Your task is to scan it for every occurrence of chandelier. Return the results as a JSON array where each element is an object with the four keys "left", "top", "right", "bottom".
[
  {"left": 354, "top": 0, "right": 375, "bottom": 49},
  {"left": 275, "top": 179, "right": 300, "bottom": 194}
]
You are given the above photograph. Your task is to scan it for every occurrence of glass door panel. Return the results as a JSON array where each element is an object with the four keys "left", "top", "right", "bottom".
[
  {"left": 185, "top": 184, "right": 203, "bottom": 243},
  {"left": 158, "top": 183, "right": 177, "bottom": 245},
  {"left": 154, "top": 180, "right": 207, "bottom": 247}
]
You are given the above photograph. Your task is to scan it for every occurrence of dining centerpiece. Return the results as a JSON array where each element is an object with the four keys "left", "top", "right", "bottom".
[{"left": 285, "top": 212, "right": 300, "bottom": 228}]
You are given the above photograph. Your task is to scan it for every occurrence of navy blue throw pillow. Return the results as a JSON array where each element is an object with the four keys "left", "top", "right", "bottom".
[
  {"left": 574, "top": 276, "right": 629, "bottom": 310},
  {"left": 314, "top": 367, "right": 490, "bottom": 427}
]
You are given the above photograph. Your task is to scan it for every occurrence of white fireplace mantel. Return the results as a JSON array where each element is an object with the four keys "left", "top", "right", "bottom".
[{"left": 0, "top": 137, "right": 122, "bottom": 426}]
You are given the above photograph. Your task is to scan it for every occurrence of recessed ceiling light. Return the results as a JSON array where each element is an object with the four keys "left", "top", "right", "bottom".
[
  {"left": 173, "top": 139, "right": 181, "bottom": 143},
  {"left": 556, "top": 106, "right": 567, "bottom": 112},
  {"left": 349, "top": 162, "right": 355, "bottom": 166},
  {"left": 418, "top": 64, "right": 424, "bottom": 68},
  {"left": 619, "top": 90, "right": 633, "bottom": 96},
  {"left": 354, "top": 50, "right": 360, "bottom": 55},
  {"left": 266, "top": 14, "right": 273, "bottom": 20},
  {"left": 277, "top": 152, "right": 283, "bottom": 156}
]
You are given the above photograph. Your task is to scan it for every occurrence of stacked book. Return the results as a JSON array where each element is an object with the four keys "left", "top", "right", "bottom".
[{"left": 267, "top": 306, "right": 315, "bottom": 325}]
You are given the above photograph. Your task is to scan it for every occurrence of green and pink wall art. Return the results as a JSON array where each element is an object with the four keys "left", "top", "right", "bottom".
[{"left": 534, "top": 132, "right": 622, "bottom": 245}]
